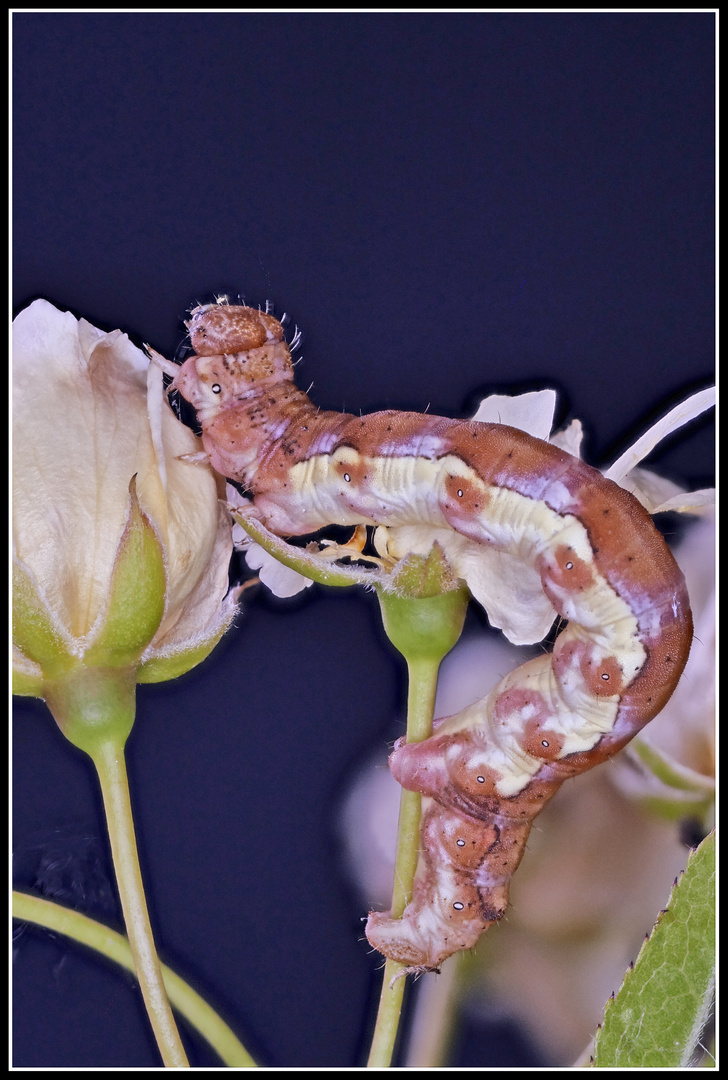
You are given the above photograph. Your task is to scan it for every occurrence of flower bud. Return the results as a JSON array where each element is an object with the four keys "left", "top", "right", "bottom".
[{"left": 12, "top": 300, "right": 239, "bottom": 731}]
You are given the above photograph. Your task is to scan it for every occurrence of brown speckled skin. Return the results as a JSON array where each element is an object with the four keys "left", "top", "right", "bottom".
[{"left": 173, "top": 303, "right": 692, "bottom": 970}]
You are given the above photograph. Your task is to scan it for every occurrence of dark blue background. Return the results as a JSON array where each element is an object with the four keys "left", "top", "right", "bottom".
[{"left": 12, "top": 11, "right": 714, "bottom": 1068}]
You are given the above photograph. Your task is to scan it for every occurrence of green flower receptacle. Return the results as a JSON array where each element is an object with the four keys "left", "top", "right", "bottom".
[{"left": 377, "top": 544, "right": 470, "bottom": 667}]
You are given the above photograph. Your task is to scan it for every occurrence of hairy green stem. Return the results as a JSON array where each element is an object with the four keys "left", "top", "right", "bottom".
[
  {"left": 12, "top": 891, "right": 256, "bottom": 1067},
  {"left": 366, "top": 655, "right": 442, "bottom": 1068},
  {"left": 90, "top": 739, "right": 189, "bottom": 1067}
]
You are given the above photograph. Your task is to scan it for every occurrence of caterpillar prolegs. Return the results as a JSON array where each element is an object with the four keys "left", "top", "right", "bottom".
[{"left": 169, "top": 300, "right": 692, "bottom": 971}]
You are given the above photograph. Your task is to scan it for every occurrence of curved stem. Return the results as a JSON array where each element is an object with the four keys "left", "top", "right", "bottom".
[
  {"left": 367, "top": 655, "right": 441, "bottom": 1068},
  {"left": 90, "top": 738, "right": 189, "bottom": 1067},
  {"left": 12, "top": 891, "right": 256, "bottom": 1067}
]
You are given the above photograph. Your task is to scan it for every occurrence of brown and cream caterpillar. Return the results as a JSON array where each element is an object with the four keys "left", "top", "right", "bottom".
[{"left": 169, "top": 300, "right": 692, "bottom": 972}]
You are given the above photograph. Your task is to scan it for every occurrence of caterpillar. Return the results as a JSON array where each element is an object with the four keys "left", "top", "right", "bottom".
[{"left": 168, "top": 299, "right": 692, "bottom": 972}]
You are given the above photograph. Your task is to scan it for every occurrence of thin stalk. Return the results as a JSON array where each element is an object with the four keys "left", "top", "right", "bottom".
[
  {"left": 91, "top": 738, "right": 189, "bottom": 1067},
  {"left": 12, "top": 891, "right": 256, "bottom": 1067},
  {"left": 367, "top": 655, "right": 441, "bottom": 1068}
]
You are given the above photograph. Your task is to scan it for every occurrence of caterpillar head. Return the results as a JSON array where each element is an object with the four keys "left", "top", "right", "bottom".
[
  {"left": 170, "top": 302, "right": 296, "bottom": 419},
  {"left": 187, "top": 301, "right": 285, "bottom": 355}
]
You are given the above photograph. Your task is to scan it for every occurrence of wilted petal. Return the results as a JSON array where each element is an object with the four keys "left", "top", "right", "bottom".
[{"left": 618, "top": 463, "right": 715, "bottom": 516}]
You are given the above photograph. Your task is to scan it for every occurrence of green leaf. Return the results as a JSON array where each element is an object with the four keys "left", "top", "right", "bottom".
[{"left": 592, "top": 830, "right": 715, "bottom": 1068}]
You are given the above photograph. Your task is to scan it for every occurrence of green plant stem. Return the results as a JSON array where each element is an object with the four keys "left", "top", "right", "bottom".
[
  {"left": 90, "top": 738, "right": 189, "bottom": 1067},
  {"left": 12, "top": 891, "right": 256, "bottom": 1067},
  {"left": 367, "top": 655, "right": 441, "bottom": 1068}
]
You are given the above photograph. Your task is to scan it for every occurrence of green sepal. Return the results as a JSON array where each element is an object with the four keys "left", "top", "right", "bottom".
[
  {"left": 12, "top": 652, "right": 46, "bottom": 698},
  {"left": 12, "top": 559, "right": 77, "bottom": 679},
  {"left": 386, "top": 540, "right": 462, "bottom": 598},
  {"left": 137, "top": 631, "right": 227, "bottom": 683},
  {"left": 84, "top": 477, "right": 167, "bottom": 668},
  {"left": 231, "top": 508, "right": 372, "bottom": 588}
]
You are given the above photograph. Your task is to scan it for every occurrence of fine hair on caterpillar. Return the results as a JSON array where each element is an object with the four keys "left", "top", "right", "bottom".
[{"left": 169, "top": 300, "right": 693, "bottom": 973}]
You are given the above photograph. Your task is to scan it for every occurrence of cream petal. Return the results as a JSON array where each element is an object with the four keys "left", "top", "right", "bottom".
[
  {"left": 550, "top": 418, "right": 584, "bottom": 458},
  {"left": 152, "top": 500, "right": 235, "bottom": 645},
  {"left": 471, "top": 389, "right": 557, "bottom": 440},
  {"left": 243, "top": 542, "right": 314, "bottom": 598},
  {"left": 603, "top": 386, "right": 715, "bottom": 484},
  {"left": 649, "top": 487, "right": 715, "bottom": 515},
  {"left": 14, "top": 302, "right": 161, "bottom": 636},
  {"left": 457, "top": 543, "right": 558, "bottom": 644},
  {"left": 612, "top": 463, "right": 715, "bottom": 516},
  {"left": 614, "top": 466, "right": 686, "bottom": 513}
]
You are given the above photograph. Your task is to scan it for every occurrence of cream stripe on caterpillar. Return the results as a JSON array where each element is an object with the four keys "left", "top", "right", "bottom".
[{"left": 170, "top": 300, "right": 693, "bottom": 971}]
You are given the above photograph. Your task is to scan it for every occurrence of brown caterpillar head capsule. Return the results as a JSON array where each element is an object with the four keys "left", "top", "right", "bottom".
[
  {"left": 171, "top": 302, "right": 295, "bottom": 420},
  {"left": 187, "top": 302, "right": 285, "bottom": 355}
]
